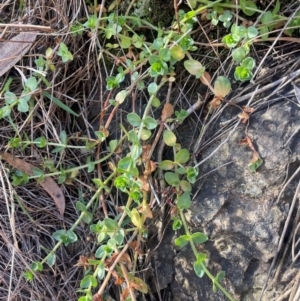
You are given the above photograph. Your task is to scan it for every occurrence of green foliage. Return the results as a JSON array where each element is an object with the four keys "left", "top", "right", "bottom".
[
  {"left": 21, "top": 1, "right": 300, "bottom": 301},
  {"left": 52, "top": 229, "right": 78, "bottom": 246},
  {"left": 57, "top": 42, "right": 73, "bottom": 62}
]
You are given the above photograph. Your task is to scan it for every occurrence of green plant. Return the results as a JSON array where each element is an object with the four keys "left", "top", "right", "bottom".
[{"left": 13, "top": 1, "right": 300, "bottom": 301}]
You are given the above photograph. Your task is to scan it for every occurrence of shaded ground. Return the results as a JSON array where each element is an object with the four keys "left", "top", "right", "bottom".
[{"left": 1, "top": 1, "right": 300, "bottom": 301}]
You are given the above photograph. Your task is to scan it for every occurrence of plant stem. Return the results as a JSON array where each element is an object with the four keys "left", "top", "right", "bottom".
[{"left": 179, "top": 209, "right": 237, "bottom": 301}]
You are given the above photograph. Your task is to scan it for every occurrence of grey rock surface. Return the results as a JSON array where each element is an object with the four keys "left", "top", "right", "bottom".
[{"left": 151, "top": 86, "right": 300, "bottom": 300}]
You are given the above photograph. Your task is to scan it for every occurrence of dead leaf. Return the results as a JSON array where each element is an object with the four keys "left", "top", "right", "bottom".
[
  {"left": 242, "top": 106, "right": 255, "bottom": 113},
  {"left": 240, "top": 135, "right": 256, "bottom": 153},
  {"left": 209, "top": 97, "right": 222, "bottom": 109},
  {"left": 142, "top": 144, "right": 152, "bottom": 160},
  {"left": 161, "top": 103, "right": 174, "bottom": 122},
  {"left": 137, "top": 176, "right": 149, "bottom": 191},
  {"left": 0, "top": 152, "right": 65, "bottom": 216},
  {"left": 121, "top": 288, "right": 130, "bottom": 301},
  {"left": 138, "top": 200, "right": 153, "bottom": 219},
  {"left": 0, "top": 32, "right": 38, "bottom": 77},
  {"left": 75, "top": 255, "right": 90, "bottom": 269},
  {"left": 238, "top": 111, "right": 250, "bottom": 123},
  {"left": 111, "top": 270, "right": 124, "bottom": 285}
]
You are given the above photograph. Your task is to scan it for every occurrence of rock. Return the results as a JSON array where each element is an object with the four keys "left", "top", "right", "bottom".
[{"left": 153, "top": 81, "right": 300, "bottom": 300}]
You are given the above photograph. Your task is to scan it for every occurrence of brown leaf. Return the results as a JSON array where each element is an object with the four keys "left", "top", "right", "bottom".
[
  {"left": 0, "top": 152, "right": 65, "bottom": 216},
  {"left": 161, "top": 103, "right": 174, "bottom": 122},
  {"left": 142, "top": 144, "right": 152, "bottom": 160},
  {"left": 240, "top": 135, "right": 256, "bottom": 153},
  {"left": 75, "top": 255, "right": 90, "bottom": 269},
  {"left": 0, "top": 32, "right": 37, "bottom": 77},
  {"left": 242, "top": 106, "right": 255, "bottom": 113},
  {"left": 238, "top": 111, "right": 249, "bottom": 123},
  {"left": 138, "top": 201, "right": 153, "bottom": 219},
  {"left": 111, "top": 270, "right": 124, "bottom": 285},
  {"left": 121, "top": 288, "right": 130, "bottom": 301},
  {"left": 137, "top": 176, "right": 149, "bottom": 191},
  {"left": 209, "top": 97, "right": 222, "bottom": 109}
]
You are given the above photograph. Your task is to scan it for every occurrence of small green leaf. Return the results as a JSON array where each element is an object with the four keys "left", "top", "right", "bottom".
[
  {"left": 109, "top": 140, "right": 118, "bottom": 152},
  {"left": 83, "top": 211, "right": 93, "bottom": 224},
  {"left": 196, "top": 252, "right": 207, "bottom": 262},
  {"left": 184, "top": 59, "right": 205, "bottom": 78},
  {"left": 152, "top": 97, "right": 161, "bottom": 108},
  {"left": 179, "top": 180, "right": 192, "bottom": 192},
  {"left": 187, "top": 166, "right": 198, "bottom": 184},
  {"left": 117, "top": 156, "right": 133, "bottom": 171},
  {"left": 259, "top": 26, "right": 269, "bottom": 40},
  {"left": 172, "top": 219, "right": 182, "bottom": 230},
  {"left": 76, "top": 201, "right": 86, "bottom": 212},
  {"left": 4, "top": 91, "right": 17, "bottom": 104},
  {"left": 97, "top": 261, "right": 105, "bottom": 279},
  {"left": 222, "top": 34, "right": 240, "bottom": 48},
  {"left": 25, "top": 77, "right": 38, "bottom": 91},
  {"left": 175, "top": 234, "right": 190, "bottom": 247},
  {"left": 163, "top": 130, "right": 176, "bottom": 146},
  {"left": 247, "top": 26, "right": 259, "bottom": 39},
  {"left": 148, "top": 82, "right": 158, "bottom": 94},
  {"left": 165, "top": 172, "right": 180, "bottom": 186},
  {"left": 241, "top": 0, "right": 257, "bottom": 16},
  {"left": 80, "top": 275, "right": 98, "bottom": 289},
  {"left": 272, "top": 0, "right": 280, "bottom": 16},
  {"left": 95, "top": 245, "right": 106, "bottom": 258},
  {"left": 248, "top": 157, "right": 263, "bottom": 172},
  {"left": 143, "top": 116, "right": 158, "bottom": 130},
  {"left": 191, "top": 232, "right": 208, "bottom": 244},
  {"left": 214, "top": 76, "right": 231, "bottom": 98},
  {"left": 115, "top": 90, "right": 128, "bottom": 104},
  {"left": 213, "top": 271, "right": 226, "bottom": 293},
  {"left": 170, "top": 45, "right": 185, "bottom": 61},
  {"left": 18, "top": 98, "right": 29, "bottom": 112},
  {"left": 104, "top": 218, "right": 119, "bottom": 231},
  {"left": 140, "top": 128, "right": 151, "bottom": 140},
  {"left": 114, "top": 228, "right": 125, "bottom": 245},
  {"left": 34, "top": 136, "right": 47, "bottom": 148},
  {"left": 127, "top": 112, "right": 141, "bottom": 127},
  {"left": 159, "top": 160, "right": 175, "bottom": 170},
  {"left": 232, "top": 47, "right": 246, "bottom": 63},
  {"left": 46, "top": 253, "right": 56, "bottom": 267},
  {"left": 97, "top": 232, "right": 107, "bottom": 243},
  {"left": 175, "top": 149, "right": 190, "bottom": 164},
  {"left": 31, "top": 261, "right": 43, "bottom": 272},
  {"left": 234, "top": 66, "right": 253, "bottom": 82},
  {"left": 177, "top": 192, "right": 191, "bottom": 210},
  {"left": 66, "top": 230, "right": 78, "bottom": 244},
  {"left": 261, "top": 11, "right": 273, "bottom": 25},
  {"left": 241, "top": 57, "right": 255, "bottom": 70},
  {"left": 23, "top": 270, "right": 35, "bottom": 282},
  {"left": 194, "top": 261, "right": 205, "bottom": 278}
]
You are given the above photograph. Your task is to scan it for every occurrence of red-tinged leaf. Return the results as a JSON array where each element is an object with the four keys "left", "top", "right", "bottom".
[{"left": 0, "top": 152, "right": 65, "bottom": 216}]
